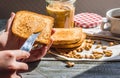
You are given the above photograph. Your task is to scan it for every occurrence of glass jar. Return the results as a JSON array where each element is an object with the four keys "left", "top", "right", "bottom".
[{"left": 46, "top": 0, "right": 76, "bottom": 28}]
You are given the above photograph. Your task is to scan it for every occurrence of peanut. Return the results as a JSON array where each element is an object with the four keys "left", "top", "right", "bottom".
[
  {"left": 66, "top": 62, "right": 75, "bottom": 67},
  {"left": 109, "top": 42, "right": 114, "bottom": 46},
  {"left": 103, "top": 50, "right": 112, "bottom": 57},
  {"left": 93, "top": 54, "right": 103, "bottom": 59},
  {"left": 95, "top": 44, "right": 101, "bottom": 49},
  {"left": 102, "top": 46, "right": 107, "bottom": 50}
]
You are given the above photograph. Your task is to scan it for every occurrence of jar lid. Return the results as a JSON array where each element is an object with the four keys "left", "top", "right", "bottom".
[{"left": 74, "top": 13, "right": 103, "bottom": 28}]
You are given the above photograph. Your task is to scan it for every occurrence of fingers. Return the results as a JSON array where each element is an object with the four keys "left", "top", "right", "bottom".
[
  {"left": 47, "top": 38, "right": 53, "bottom": 50},
  {"left": 10, "top": 50, "right": 30, "bottom": 60},
  {"left": 51, "top": 28, "right": 55, "bottom": 35},
  {"left": 2, "top": 50, "right": 30, "bottom": 60},
  {"left": 9, "top": 50, "right": 29, "bottom": 70},
  {"left": 8, "top": 61, "right": 28, "bottom": 70},
  {"left": 40, "top": 46, "right": 48, "bottom": 54},
  {"left": 24, "top": 29, "right": 55, "bottom": 62},
  {"left": 49, "top": 28, "right": 55, "bottom": 49},
  {"left": 46, "top": 28, "right": 55, "bottom": 50},
  {"left": 5, "top": 12, "right": 15, "bottom": 32},
  {"left": 0, "top": 50, "right": 29, "bottom": 71}
]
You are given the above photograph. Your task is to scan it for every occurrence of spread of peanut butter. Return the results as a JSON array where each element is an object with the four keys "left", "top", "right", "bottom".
[
  {"left": 17, "top": 15, "right": 46, "bottom": 37},
  {"left": 46, "top": 1, "right": 75, "bottom": 28}
]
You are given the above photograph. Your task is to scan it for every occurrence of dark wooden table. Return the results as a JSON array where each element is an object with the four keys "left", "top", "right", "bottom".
[
  {"left": 21, "top": 55, "right": 120, "bottom": 78},
  {"left": 1, "top": 19, "right": 120, "bottom": 78}
]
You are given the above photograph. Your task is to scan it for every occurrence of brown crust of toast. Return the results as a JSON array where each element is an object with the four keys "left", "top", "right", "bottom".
[
  {"left": 52, "top": 33, "right": 86, "bottom": 48},
  {"left": 12, "top": 10, "right": 54, "bottom": 45},
  {"left": 51, "top": 28, "right": 82, "bottom": 45},
  {"left": 54, "top": 40, "right": 86, "bottom": 53}
]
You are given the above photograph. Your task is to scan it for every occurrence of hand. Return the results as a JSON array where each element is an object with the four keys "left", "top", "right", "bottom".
[
  {"left": 0, "top": 12, "right": 30, "bottom": 78},
  {"left": 24, "top": 29, "right": 55, "bottom": 62},
  {"left": 0, "top": 50, "right": 30, "bottom": 78},
  {"left": 0, "top": 12, "right": 55, "bottom": 62},
  {"left": 0, "top": 12, "right": 25, "bottom": 50}
]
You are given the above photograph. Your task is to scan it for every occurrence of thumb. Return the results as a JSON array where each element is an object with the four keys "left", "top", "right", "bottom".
[{"left": 5, "top": 12, "right": 15, "bottom": 32}]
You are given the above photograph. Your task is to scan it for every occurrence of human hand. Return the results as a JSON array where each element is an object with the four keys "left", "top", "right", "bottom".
[
  {"left": 0, "top": 50, "right": 30, "bottom": 78},
  {"left": 24, "top": 29, "right": 55, "bottom": 62},
  {"left": 0, "top": 12, "right": 55, "bottom": 62},
  {"left": 0, "top": 12, "right": 25, "bottom": 50}
]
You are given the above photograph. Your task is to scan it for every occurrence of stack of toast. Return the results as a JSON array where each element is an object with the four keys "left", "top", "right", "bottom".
[{"left": 51, "top": 28, "right": 86, "bottom": 48}]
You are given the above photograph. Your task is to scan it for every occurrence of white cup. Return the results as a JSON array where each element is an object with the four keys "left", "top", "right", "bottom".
[{"left": 101, "top": 8, "right": 120, "bottom": 37}]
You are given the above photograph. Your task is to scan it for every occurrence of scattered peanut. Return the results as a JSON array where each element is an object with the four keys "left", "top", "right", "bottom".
[
  {"left": 66, "top": 62, "right": 75, "bottom": 67},
  {"left": 74, "top": 54, "right": 82, "bottom": 59},
  {"left": 93, "top": 54, "right": 103, "bottom": 59},
  {"left": 84, "top": 43, "right": 92, "bottom": 51},
  {"left": 85, "top": 54, "right": 90, "bottom": 59},
  {"left": 95, "top": 44, "right": 101, "bottom": 49},
  {"left": 86, "top": 39, "right": 92, "bottom": 43},
  {"left": 84, "top": 46, "right": 91, "bottom": 51},
  {"left": 109, "top": 42, "right": 114, "bottom": 46},
  {"left": 102, "top": 46, "right": 107, "bottom": 50},
  {"left": 76, "top": 48, "right": 83, "bottom": 52},
  {"left": 103, "top": 50, "right": 112, "bottom": 57},
  {"left": 72, "top": 50, "right": 77, "bottom": 54},
  {"left": 89, "top": 54, "right": 95, "bottom": 59},
  {"left": 56, "top": 39, "right": 115, "bottom": 60}
]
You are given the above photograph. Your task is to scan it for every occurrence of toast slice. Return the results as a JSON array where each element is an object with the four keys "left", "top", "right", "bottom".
[
  {"left": 52, "top": 33, "right": 86, "bottom": 48},
  {"left": 12, "top": 10, "right": 54, "bottom": 45},
  {"left": 54, "top": 40, "right": 86, "bottom": 54},
  {"left": 51, "top": 28, "right": 82, "bottom": 45}
]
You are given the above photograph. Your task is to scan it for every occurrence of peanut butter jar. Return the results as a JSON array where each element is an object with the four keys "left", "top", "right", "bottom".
[{"left": 46, "top": 0, "right": 76, "bottom": 28}]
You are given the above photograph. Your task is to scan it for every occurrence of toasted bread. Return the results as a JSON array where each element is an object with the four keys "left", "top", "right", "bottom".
[
  {"left": 51, "top": 28, "right": 82, "bottom": 45},
  {"left": 52, "top": 33, "right": 86, "bottom": 48},
  {"left": 12, "top": 10, "right": 54, "bottom": 45},
  {"left": 54, "top": 40, "right": 86, "bottom": 53}
]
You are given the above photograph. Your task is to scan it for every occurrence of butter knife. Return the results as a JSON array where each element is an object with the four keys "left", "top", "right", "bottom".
[{"left": 20, "top": 32, "right": 40, "bottom": 52}]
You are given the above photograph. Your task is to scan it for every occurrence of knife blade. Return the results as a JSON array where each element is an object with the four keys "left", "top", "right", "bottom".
[{"left": 20, "top": 32, "right": 40, "bottom": 52}]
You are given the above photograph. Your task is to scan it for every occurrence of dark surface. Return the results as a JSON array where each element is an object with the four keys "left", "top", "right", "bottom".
[
  {"left": 0, "top": 0, "right": 120, "bottom": 18},
  {"left": 21, "top": 55, "right": 120, "bottom": 78},
  {"left": 1, "top": 19, "right": 120, "bottom": 78}
]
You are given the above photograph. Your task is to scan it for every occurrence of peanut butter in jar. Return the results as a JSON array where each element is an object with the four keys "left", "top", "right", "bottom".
[{"left": 46, "top": 0, "right": 76, "bottom": 28}]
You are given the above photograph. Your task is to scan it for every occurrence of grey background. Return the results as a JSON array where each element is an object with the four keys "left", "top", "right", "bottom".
[{"left": 0, "top": 0, "right": 120, "bottom": 18}]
